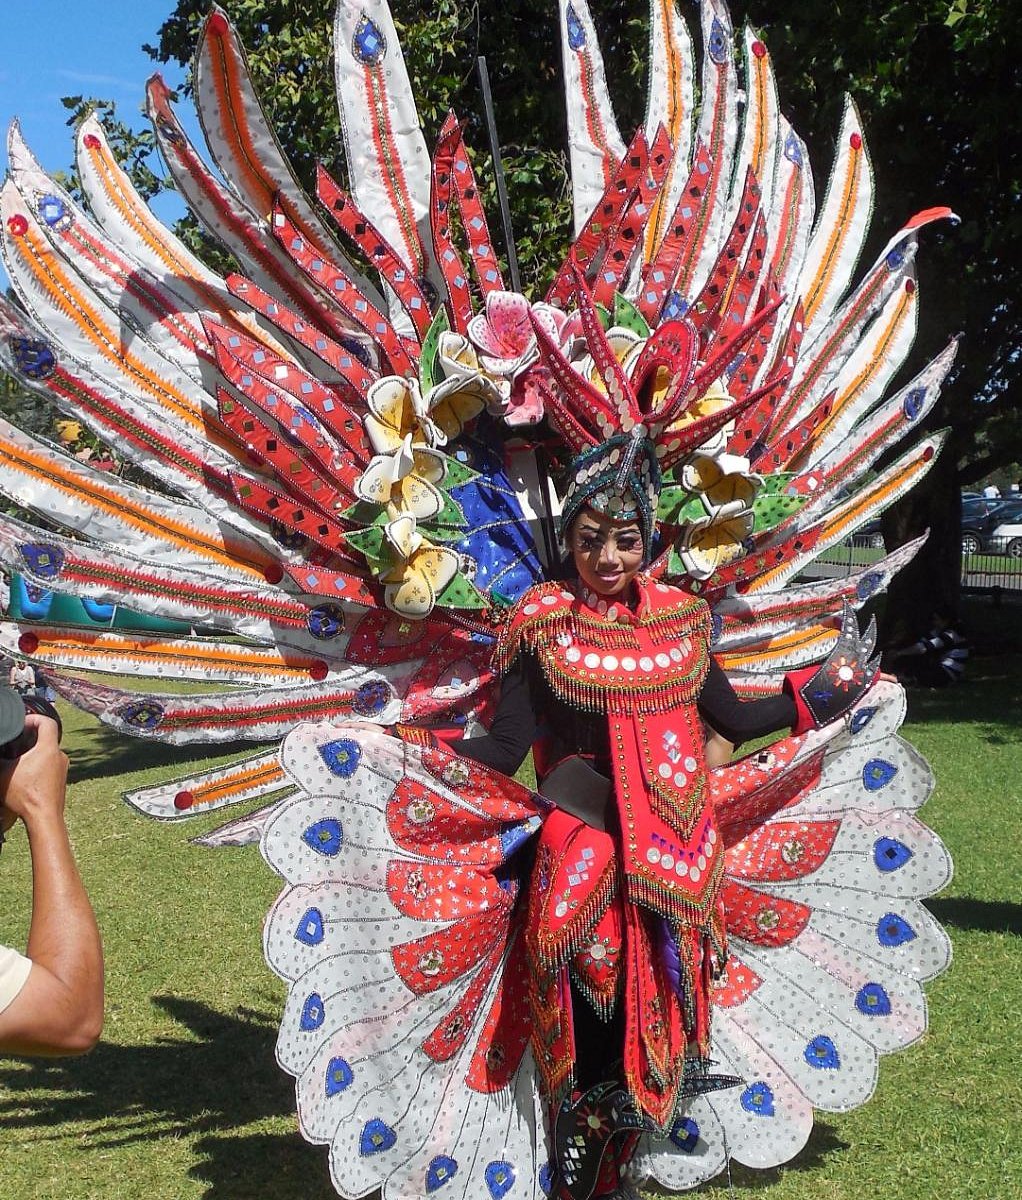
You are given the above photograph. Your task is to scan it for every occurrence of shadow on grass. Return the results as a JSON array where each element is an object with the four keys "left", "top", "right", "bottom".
[
  {"left": 927, "top": 895, "right": 1022, "bottom": 936},
  {"left": 66, "top": 724, "right": 261, "bottom": 787},
  {"left": 0, "top": 995, "right": 334, "bottom": 1200},
  {"left": 900, "top": 669, "right": 1022, "bottom": 740}
]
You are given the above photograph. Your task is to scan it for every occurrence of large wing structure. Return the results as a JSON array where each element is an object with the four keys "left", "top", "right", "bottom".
[{"left": 0, "top": 0, "right": 952, "bottom": 1194}]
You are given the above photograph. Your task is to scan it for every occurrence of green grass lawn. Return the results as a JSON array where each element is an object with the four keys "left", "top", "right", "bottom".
[{"left": 1, "top": 606, "right": 1020, "bottom": 1200}]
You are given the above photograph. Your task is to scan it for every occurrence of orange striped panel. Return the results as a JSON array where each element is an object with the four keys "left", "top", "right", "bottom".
[
  {"left": 22, "top": 629, "right": 322, "bottom": 682},
  {"left": 812, "top": 285, "right": 915, "bottom": 447},
  {"left": 716, "top": 624, "right": 835, "bottom": 671},
  {"left": 802, "top": 134, "right": 864, "bottom": 325},
  {"left": 0, "top": 431, "right": 267, "bottom": 578},
  {"left": 188, "top": 758, "right": 287, "bottom": 809}
]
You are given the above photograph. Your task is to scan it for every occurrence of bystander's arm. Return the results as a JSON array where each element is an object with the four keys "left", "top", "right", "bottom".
[{"left": 0, "top": 715, "right": 103, "bottom": 1056}]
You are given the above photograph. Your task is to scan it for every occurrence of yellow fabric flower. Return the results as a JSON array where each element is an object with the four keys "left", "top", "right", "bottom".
[
  {"left": 678, "top": 511, "right": 755, "bottom": 580},
  {"left": 365, "top": 376, "right": 443, "bottom": 454},
  {"left": 428, "top": 332, "right": 504, "bottom": 437},
  {"left": 381, "top": 514, "right": 460, "bottom": 617},
  {"left": 355, "top": 434, "right": 446, "bottom": 520}
]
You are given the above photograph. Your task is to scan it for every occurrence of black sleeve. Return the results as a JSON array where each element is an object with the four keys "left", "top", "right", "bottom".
[
  {"left": 454, "top": 656, "right": 538, "bottom": 776},
  {"left": 697, "top": 656, "right": 797, "bottom": 746}
]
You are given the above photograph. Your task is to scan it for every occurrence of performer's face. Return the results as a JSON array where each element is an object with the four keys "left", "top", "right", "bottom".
[{"left": 568, "top": 508, "right": 644, "bottom": 597}]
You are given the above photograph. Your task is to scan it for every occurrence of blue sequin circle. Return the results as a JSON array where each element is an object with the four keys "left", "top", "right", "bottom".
[
  {"left": 804, "top": 1035, "right": 841, "bottom": 1070},
  {"left": 353, "top": 680, "right": 391, "bottom": 717},
  {"left": 740, "top": 1081, "right": 774, "bottom": 1116},
  {"left": 37, "top": 193, "right": 70, "bottom": 229},
  {"left": 319, "top": 738, "right": 361, "bottom": 777},
  {"left": 302, "top": 818, "right": 343, "bottom": 856},
  {"left": 18, "top": 542, "right": 65, "bottom": 580},
  {"left": 294, "top": 907, "right": 325, "bottom": 945},
  {"left": 538, "top": 1163, "right": 555, "bottom": 1195},
  {"left": 10, "top": 335, "right": 56, "bottom": 380},
  {"left": 307, "top": 603, "right": 345, "bottom": 639},
  {"left": 426, "top": 1155, "right": 458, "bottom": 1191},
  {"left": 874, "top": 837, "right": 913, "bottom": 872},
  {"left": 359, "top": 1117, "right": 396, "bottom": 1155},
  {"left": 855, "top": 982, "right": 892, "bottom": 1017}
]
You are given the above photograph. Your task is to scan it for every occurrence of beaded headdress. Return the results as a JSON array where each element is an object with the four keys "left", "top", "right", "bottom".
[{"left": 536, "top": 262, "right": 781, "bottom": 567}]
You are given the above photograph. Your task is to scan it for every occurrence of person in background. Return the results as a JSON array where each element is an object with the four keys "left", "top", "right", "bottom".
[{"left": 8, "top": 659, "right": 34, "bottom": 695}]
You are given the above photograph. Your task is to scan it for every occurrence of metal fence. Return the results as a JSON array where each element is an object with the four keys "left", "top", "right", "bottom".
[{"left": 809, "top": 533, "right": 1022, "bottom": 596}]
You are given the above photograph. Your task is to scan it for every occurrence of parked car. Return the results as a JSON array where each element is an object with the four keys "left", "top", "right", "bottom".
[
  {"left": 987, "top": 506, "right": 1022, "bottom": 557},
  {"left": 961, "top": 496, "right": 1022, "bottom": 554}
]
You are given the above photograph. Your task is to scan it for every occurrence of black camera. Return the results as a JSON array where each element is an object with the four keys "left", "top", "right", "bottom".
[{"left": 0, "top": 692, "right": 63, "bottom": 760}]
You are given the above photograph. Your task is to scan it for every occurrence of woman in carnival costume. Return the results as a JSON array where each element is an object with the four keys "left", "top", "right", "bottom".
[
  {"left": 0, "top": 0, "right": 954, "bottom": 1196},
  {"left": 447, "top": 300, "right": 883, "bottom": 1199}
]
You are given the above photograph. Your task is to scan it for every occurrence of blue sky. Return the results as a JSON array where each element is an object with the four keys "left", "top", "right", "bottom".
[{"left": 0, "top": 1, "right": 191, "bottom": 223}]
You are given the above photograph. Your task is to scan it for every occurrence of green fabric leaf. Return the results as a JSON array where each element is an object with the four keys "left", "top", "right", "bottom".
[
  {"left": 435, "top": 572, "right": 486, "bottom": 609},
  {"left": 439, "top": 450, "right": 480, "bottom": 489},
  {"left": 345, "top": 525, "right": 388, "bottom": 572},
  {"left": 419, "top": 307, "right": 450, "bottom": 394},
  {"left": 613, "top": 292, "right": 651, "bottom": 338}
]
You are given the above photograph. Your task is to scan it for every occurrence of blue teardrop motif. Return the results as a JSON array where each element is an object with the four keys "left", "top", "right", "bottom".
[
  {"left": 784, "top": 131, "right": 804, "bottom": 167},
  {"left": 708, "top": 16, "right": 729, "bottom": 63},
  {"left": 303, "top": 818, "right": 343, "bottom": 856},
  {"left": 353, "top": 14, "right": 386, "bottom": 64},
  {"left": 804, "top": 1035, "right": 841, "bottom": 1070},
  {"left": 903, "top": 387, "right": 926, "bottom": 419},
  {"left": 484, "top": 1161, "right": 516, "bottom": 1200},
  {"left": 877, "top": 912, "right": 917, "bottom": 946},
  {"left": 565, "top": 3, "right": 586, "bottom": 49},
  {"left": 319, "top": 738, "right": 362, "bottom": 778},
  {"left": 855, "top": 982, "right": 892, "bottom": 1017},
  {"left": 295, "top": 907, "right": 325, "bottom": 945},
  {"left": 38, "top": 194, "right": 69, "bottom": 228},
  {"left": 300, "top": 992, "right": 325, "bottom": 1031},
  {"left": 325, "top": 1057, "right": 354, "bottom": 1096},
  {"left": 863, "top": 758, "right": 897, "bottom": 791},
  {"left": 359, "top": 1117, "right": 395, "bottom": 1154},
  {"left": 856, "top": 570, "right": 883, "bottom": 600},
  {"left": 874, "top": 837, "right": 913, "bottom": 872},
  {"left": 425, "top": 1155, "right": 459, "bottom": 1191},
  {"left": 850, "top": 706, "right": 877, "bottom": 735},
  {"left": 740, "top": 1081, "right": 774, "bottom": 1116}
]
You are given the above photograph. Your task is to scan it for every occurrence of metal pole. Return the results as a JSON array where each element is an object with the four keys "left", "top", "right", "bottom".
[{"left": 476, "top": 55, "right": 521, "bottom": 293}]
